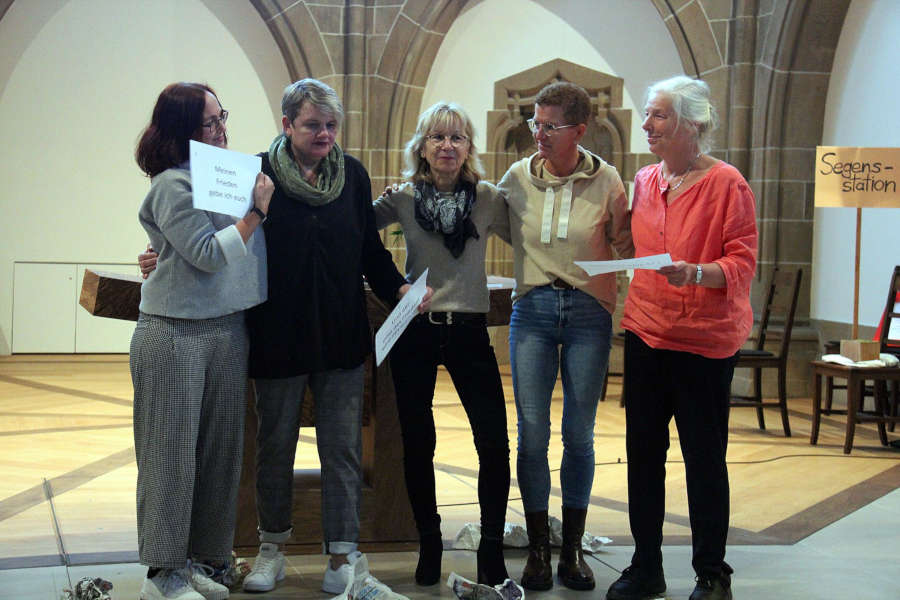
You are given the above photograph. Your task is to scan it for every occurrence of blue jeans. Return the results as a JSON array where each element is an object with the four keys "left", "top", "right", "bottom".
[{"left": 509, "top": 286, "right": 612, "bottom": 512}]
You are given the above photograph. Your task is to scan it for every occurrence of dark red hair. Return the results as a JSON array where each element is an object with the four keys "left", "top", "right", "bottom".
[{"left": 135, "top": 82, "right": 223, "bottom": 177}]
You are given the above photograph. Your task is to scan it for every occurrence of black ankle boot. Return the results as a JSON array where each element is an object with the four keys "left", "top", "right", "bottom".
[
  {"left": 477, "top": 535, "right": 508, "bottom": 586},
  {"left": 520, "top": 511, "right": 552, "bottom": 591},
  {"left": 557, "top": 506, "right": 595, "bottom": 590},
  {"left": 415, "top": 532, "right": 442, "bottom": 585},
  {"left": 606, "top": 565, "right": 666, "bottom": 600}
]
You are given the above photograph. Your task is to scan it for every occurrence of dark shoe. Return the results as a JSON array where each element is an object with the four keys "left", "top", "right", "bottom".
[
  {"left": 556, "top": 506, "right": 594, "bottom": 590},
  {"left": 415, "top": 532, "right": 442, "bottom": 585},
  {"left": 689, "top": 573, "right": 732, "bottom": 600},
  {"left": 606, "top": 566, "right": 666, "bottom": 600},
  {"left": 476, "top": 536, "right": 508, "bottom": 586},
  {"left": 520, "top": 511, "right": 552, "bottom": 591}
]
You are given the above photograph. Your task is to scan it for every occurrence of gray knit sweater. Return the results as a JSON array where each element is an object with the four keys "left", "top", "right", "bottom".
[{"left": 137, "top": 166, "right": 267, "bottom": 318}]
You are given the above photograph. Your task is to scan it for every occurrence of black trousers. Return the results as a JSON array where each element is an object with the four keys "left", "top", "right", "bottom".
[
  {"left": 624, "top": 331, "right": 737, "bottom": 578},
  {"left": 389, "top": 314, "right": 510, "bottom": 538}
]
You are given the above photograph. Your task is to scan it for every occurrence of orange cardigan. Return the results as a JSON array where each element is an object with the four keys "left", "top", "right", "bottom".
[{"left": 622, "top": 161, "right": 758, "bottom": 359}]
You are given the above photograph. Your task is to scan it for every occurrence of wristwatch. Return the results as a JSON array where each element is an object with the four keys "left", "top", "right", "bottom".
[
  {"left": 250, "top": 206, "right": 267, "bottom": 223},
  {"left": 695, "top": 264, "right": 703, "bottom": 284}
]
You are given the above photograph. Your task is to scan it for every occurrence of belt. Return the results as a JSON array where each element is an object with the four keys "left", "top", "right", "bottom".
[
  {"left": 549, "top": 277, "right": 574, "bottom": 290},
  {"left": 424, "top": 312, "right": 483, "bottom": 325}
]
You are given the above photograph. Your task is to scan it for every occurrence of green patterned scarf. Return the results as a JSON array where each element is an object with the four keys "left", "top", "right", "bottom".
[{"left": 267, "top": 133, "right": 345, "bottom": 205}]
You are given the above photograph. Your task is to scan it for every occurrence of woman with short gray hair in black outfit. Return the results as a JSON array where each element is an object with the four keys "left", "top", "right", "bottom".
[{"left": 242, "top": 78, "right": 432, "bottom": 594}]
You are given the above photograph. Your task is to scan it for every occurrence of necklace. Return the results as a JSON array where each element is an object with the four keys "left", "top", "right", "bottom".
[{"left": 658, "top": 152, "right": 701, "bottom": 192}]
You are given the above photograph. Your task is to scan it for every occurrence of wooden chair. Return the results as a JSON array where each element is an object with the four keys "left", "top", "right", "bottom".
[
  {"left": 810, "top": 267, "right": 900, "bottom": 454},
  {"left": 730, "top": 267, "right": 803, "bottom": 436},
  {"left": 823, "top": 266, "right": 900, "bottom": 430},
  {"left": 875, "top": 266, "right": 900, "bottom": 430}
]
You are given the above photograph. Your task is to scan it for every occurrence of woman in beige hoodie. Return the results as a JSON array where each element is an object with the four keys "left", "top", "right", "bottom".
[{"left": 497, "top": 81, "right": 632, "bottom": 593}]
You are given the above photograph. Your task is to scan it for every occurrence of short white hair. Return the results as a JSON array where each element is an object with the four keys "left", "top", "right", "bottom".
[{"left": 646, "top": 75, "right": 719, "bottom": 152}]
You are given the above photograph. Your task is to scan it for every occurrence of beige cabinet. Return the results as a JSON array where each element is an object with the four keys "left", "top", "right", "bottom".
[{"left": 12, "top": 262, "right": 137, "bottom": 353}]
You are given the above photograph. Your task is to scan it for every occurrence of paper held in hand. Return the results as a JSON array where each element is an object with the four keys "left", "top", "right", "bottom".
[
  {"left": 189, "top": 140, "right": 262, "bottom": 218},
  {"left": 375, "top": 269, "right": 428, "bottom": 366},
  {"left": 575, "top": 253, "right": 673, "bottom": 276}
]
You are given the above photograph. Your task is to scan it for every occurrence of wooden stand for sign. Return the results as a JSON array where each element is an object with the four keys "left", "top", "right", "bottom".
[{"left": 814, "top": 147, "right": 900, "bottom": 350}]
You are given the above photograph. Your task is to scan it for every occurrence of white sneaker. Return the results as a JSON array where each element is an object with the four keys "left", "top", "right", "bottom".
[
  {"left": 322, "top": 550, "right": 362, "bottom": 594},
  {"left": 338, "top": 553, "right": 410, "bottom": 600},
  {"left": 187, "top": 561, "right": 230, "bottom": 600},
  {"left": 243, "top": 543, "right": 286, "bottom": 592},
  {"left": 140, "top": 569, "right": 205, "bottom": 600}
]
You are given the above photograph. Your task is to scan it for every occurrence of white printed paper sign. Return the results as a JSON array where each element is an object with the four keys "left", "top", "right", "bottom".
[
  {"left": 190, "top": 140, "right": 261, "bottom": 218},
  {"left": 575, "top": 253, "right": 673, "bottom": 276},
  {"left": 375, "top": 269, "right": 428, "bottom": 366}
]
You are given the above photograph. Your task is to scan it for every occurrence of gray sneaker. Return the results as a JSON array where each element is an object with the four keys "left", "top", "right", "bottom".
[
  {"left": 187, "top": 561, "right": 229, "bottom": 600},
  {"left": 140, "top": 569, "right": 205, "bottom": 600}
]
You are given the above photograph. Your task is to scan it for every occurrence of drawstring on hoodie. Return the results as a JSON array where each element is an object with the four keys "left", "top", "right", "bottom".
[{"left": 540, "top": 180, "right": 574, "bottom": 243}]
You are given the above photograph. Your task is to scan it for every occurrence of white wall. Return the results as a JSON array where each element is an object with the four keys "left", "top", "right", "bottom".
[
  {"left": 422, "top": 0, "right": 684, "bottom": 156},
  {"left": 0, "top": 0, "right": 288, "bottom": 354},
  {"left": 814, "top": 0, "right": 900, "bottom": 327}
]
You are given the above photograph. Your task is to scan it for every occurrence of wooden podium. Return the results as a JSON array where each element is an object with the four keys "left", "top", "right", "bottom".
[{"left": 80, "top": 269, "right": 513, "bottom": 554}]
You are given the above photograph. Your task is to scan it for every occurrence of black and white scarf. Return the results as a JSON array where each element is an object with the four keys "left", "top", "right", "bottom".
[{"left": 413, "top": 180, "right": 479, "bottom": 258}]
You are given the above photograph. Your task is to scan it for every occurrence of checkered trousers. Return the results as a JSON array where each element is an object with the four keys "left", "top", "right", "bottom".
[{"left": 130, "top": 310, "right": 248, "bottom": 568}]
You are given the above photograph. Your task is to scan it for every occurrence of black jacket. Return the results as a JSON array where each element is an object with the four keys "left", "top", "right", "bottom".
[{"left": 247, "top": 152, "right": 406, "bottom": 378}]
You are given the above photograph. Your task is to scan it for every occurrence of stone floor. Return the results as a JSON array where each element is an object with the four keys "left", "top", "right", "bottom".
[{"left": 2, "top": 485, "right": 899, "bottom": 600}]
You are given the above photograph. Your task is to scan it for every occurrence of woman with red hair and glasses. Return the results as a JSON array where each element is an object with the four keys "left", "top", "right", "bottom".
[{"left": 132, "top": 82, "right": 272, "bottom": 600}]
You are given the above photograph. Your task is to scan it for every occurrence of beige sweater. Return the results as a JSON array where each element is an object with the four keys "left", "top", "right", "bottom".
[{"left": 496, "top": 147, "right": 633, "bottom": 315}]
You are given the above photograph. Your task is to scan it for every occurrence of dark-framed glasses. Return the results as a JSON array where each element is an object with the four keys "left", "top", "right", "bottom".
[
  {"left": 201, "top": 110, "right": 228, "bottom": 131},
  {"left": 527, "top": 118, "right": 577, "bottom": 135},
  {"left": 425, "top": 133, "right": 469, "bottom": 147}
]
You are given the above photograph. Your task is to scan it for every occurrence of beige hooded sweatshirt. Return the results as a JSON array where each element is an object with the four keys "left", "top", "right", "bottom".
[{"left": 496, "top": 146, "right": 633, "bottom": 315}]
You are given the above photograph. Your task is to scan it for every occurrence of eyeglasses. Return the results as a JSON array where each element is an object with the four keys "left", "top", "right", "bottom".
[
  {"left": 527, "top": 118, "right": 577, "bottom": 135},
  {"left": 201, "top": 110, "right": 228, "bottom": 131},
  {"left": 425, "top": 133, "right": 469, "bottom": 147}
]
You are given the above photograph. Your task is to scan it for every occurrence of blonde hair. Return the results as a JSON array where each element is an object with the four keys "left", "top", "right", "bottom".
[{"left": 402, "top": 102, "right": 484, "bottom": 185}]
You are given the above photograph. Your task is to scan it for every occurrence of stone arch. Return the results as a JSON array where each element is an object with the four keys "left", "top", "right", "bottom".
[
  {"left": 249, "top": 0, "right": 332, "bottom": 80},
  {"left": 365, "top": 2, "right": 469, "bottom": 180}
]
